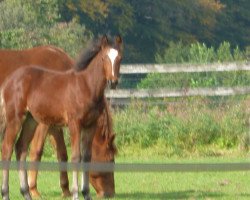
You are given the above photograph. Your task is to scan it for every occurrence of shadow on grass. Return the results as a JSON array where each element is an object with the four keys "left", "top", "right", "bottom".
[{"left": 115, "top": 190, "right": 250, "bottom": 199}]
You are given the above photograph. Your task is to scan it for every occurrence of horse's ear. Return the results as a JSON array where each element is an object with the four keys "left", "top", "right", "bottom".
[
  {"left": 109, "top": 134, "right": 116, "bottom": 145},
  {"left": 101, "top": 35, "right": 108, "bottom": 49},
  {"left": 108, "top": 134, "right": 117, "bottom": 154},
  {"left": 107, "top": 134, "right": 115, "bottom": 148},
  {"left": 115, "top": 35, "right": 123, "bottom": 51},
  {"left": 115, "top": 35, "right": 122, "bottom": 46}
]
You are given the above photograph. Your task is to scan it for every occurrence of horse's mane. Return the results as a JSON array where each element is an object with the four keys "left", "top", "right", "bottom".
[
  {"left": 102, "top": 99, "right": 113, "bottom": 139},
  {"left": 75, "top": 37, "right": 103, "bottom": 71},
  {"left": 100, "top": 99, "right": 117, "bottom": 154}
]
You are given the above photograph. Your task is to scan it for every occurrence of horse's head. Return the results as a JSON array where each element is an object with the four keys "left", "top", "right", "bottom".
[
  {"left": 101, "top": 35, "right": 123, "bottom": 89},
  {"left": 90, "top": 133, "right": 117, "bottom": 198}
]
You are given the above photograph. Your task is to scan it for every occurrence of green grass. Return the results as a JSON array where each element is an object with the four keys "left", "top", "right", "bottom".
[{"left": 2, "top": 155, "right": 250, "bottom": 200}]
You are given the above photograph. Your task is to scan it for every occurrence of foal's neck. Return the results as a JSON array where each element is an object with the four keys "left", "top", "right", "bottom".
[{"left": 78, "top": 52, "right": 107, "bottom": 102}]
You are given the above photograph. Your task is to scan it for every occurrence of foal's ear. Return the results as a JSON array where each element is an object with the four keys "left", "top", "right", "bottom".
[
  {"left": 115, "top": 35, "right": 122, "bottom": 44},
  {"left": 101, "top": 35, "right": 108, "bottom": 49},
  {"left": 115, "top": 35, "right": 123, "bottom": 50}
]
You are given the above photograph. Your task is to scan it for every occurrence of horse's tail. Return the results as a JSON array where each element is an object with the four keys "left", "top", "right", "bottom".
[{"left": 0, "top": 89, "right": 7, "bottom": 139}]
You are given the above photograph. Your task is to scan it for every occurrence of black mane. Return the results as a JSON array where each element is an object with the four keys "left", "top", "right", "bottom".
[{"left": 75, "top": 37, "right": 108, "bottom": 71}]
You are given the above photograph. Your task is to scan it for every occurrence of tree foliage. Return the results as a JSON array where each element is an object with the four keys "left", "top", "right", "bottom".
[
  {"left": 215, "top": 0, "right": 250, "bottom": 48},
  {"left": 61, "top": 0, "right": 134, "bottom": 33},
  {"left": 0, "top": 0, "right": 91, "bottom": 56},
  {"left": 141, "top": 41, "right": 248, "bottom": 90},
  {"left": 0, "top": 0, "right": 249, "bottom": 63},
  {"left": 0, "top": 0, "right": 59, "bottom": 30}
]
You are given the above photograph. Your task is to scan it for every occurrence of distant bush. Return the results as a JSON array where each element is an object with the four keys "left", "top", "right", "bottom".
[
  {"left": 114, "top": 98, "right": 249, "bottom": 156},
  {"left": 0, "top": 22, "right": 92, "bottom": 57},
  {"left": 0, "top": 0, "right": 60, "bottom": 30},
  {"left": 155, "top": 41, "right": 189, "bottom": 64},
  {"left": 139, "top": 41, "right": 249, "bottom": 90},
  {"left": 43, "top": 21, "right": 93, "bottom": 57},
  {"left": 138, "top": 70, "right": 250, "bottom": 89},
  {"left": 155, "top": 41, "right": 247, "bottom": 64},
  {"left": 246, "top": 46, "right": 250, "bottom": 60}
]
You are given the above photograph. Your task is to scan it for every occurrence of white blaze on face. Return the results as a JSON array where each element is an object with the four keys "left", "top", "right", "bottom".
[{"left": 107, "top": 48, "right": 118, "bottom": 76}]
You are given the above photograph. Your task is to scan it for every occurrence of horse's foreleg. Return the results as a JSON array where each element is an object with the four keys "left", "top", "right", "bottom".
[
  {"left": 28, "top": 123, "right": 49, "bottom": 198},
  {"left": 68, "top": 121, "right": 81, "bottom": 200},
  {"left": 1, "top": 121, "right": 22, "bottom": 200},
  {"left": 81, "top": 126, "right": 96, "bottom": 200},
  {"left": 49, "top": 127, "right": 71, "bottom": 197},
  {"left": 15, "top": 114, "right": 38, "bottom": 200}
]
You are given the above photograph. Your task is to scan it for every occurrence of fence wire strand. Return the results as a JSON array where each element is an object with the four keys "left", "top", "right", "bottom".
[{"left": 0, "top": 161, "right": 249, "bottom": 172}]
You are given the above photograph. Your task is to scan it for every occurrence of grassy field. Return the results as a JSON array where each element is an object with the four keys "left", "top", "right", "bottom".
[{"left": 3, "top": 155, "right": 250, "bottom": 200}]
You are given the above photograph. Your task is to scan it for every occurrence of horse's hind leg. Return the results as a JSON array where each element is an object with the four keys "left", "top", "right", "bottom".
[
  {"left": 49, "top": 127, "right": 71, "bottom": 197},
  {"left": 28, "top": 123, "right": 48, "bottom": 198},
  {"left": 1, "top": 120, "right": 22, "bottom": 200},
  {"left": 15, "top": 114, "right": 38, "bottom": 200}
]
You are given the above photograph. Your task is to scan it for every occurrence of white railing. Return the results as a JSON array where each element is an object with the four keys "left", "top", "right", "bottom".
[
  {"left": 120, "top": 62, "right": 250, "bottom": 74},
  {"left": 106, "top": 62, "right": 250, "bottom": 99}
]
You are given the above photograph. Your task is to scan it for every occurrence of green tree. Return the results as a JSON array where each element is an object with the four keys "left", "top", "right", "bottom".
[
  {"left": 0, "top": 0, "right": 92, "bottom": 56},
  {"left": 120, "top": 0, "right": 224, "bottom": 62},
  {"left": 58, "top": 0, "right": 250, "bottom": 63},
  {"left": 2, "top": 0, "right": 249, "bottom": 63},
  {"left": 215, "top": 0, "right": 250, "bottom": 48},
  {"left": 61, "top": 0, "right": 133, "bottom": 34},
  {"left": 0, "top": 0, "right": 59, "bottom": 30}
]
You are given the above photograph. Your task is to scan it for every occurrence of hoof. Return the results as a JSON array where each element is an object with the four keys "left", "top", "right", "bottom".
[
  {"left": 1, "top": 188, "right": 9, "bottom": 200},
  {"left": 21, "top": 187, "right": 32, "bottom": 200},
  {"left": 23, "top": 193, "right": 32, "bottom": 200},
  {"left": 30, "top": 188, "right": 41, "bottom": 198},
  {"left": 62, "top": 190, "right": 72, "bottom": 198},
  {"left": 82, "top": 188, "right": 92, "bottom": 200},
  {"left": 97, "top": 191, "right": 115, "bottom": 198},
  {"left": 84, "top": 196, "right": 92, "bottom": 200}
]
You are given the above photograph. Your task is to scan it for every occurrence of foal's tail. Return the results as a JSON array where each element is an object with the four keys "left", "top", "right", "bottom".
[{"left": 0, "top": 90, "right": 7, "bottom": 139}]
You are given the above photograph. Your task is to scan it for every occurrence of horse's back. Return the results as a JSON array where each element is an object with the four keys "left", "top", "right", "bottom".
[
  {"left": 0, "top": 46, "right": 74, "bottom": 85},
  {"left": 27, "top": 45, "right": 74, "bottom": 71}
]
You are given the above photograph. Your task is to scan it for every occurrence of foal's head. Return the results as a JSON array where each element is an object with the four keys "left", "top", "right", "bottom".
[
  {"left": 100, "top": 35, "right": 123, "bottom": 89},
  {"left": 75, "top": 35, "right": 123, "bottom": 89}
]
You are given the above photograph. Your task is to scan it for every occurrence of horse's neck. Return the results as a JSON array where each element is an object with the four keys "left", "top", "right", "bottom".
[{"left": 77, "top": 54, "right": 107, "bottom": 102}]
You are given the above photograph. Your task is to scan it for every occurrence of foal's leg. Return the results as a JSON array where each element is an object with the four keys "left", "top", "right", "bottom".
[
  {"left": 49, "top": 127, "right": 71, "bottom": 197},
  {"left": 15, "top": 115, "right": 38, "bottom": 200},
  {"left": 81, "top": 125, "right": 96, "bottom": 200},
  {"left": 1, "top": 121, "right": 22, "bottom": 200},
  {"left": 28, "top": 123, "right": 49, "bottom": 198},
  {"left": 68, "top": 121, "right": 81, "bottom": 200}
]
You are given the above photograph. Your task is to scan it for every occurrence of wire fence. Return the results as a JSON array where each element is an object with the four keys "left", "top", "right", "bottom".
[
  {"left": 107, "top": 63, "right": 250, "bottom": 104},
  {"left": 1, "top": 161, "right": 250, "bottom": 172}
]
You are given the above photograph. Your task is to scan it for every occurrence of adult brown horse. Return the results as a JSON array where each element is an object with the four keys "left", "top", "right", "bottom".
[
  {"left": 0, "top": 44, "right": 73, "bottom": 198},
  {"left": 0, "top": 40, "right": 118, "bottom": 198}
]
